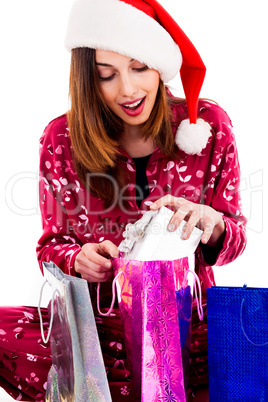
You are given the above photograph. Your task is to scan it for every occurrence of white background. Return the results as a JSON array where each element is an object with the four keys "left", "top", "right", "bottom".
[{"left": 1, "top": 0, "right": 267, "bottom": 310}]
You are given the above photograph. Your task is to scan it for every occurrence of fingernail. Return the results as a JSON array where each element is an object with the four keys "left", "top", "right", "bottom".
[
  {"left": 105, "top": 261, "right": 112, "bottom": 268},
  {"left": 168, "top": 223, "right": 175, "bottom": 232},
  {"left": 150, "top": 203, "right": 157, "bottom": 210},
  {"left": 202, "top": 236, "right": 208, "bottom": 244},
  {"left": 181, "top": 231, "right": 188, "bottom": 240}
]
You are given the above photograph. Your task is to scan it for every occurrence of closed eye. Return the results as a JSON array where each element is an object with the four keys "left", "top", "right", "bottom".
[
  {"left": 99, "top": 74, "right": 115, "bottom": 82},
  {"left": 134, "top": 66, "right": 149, "bottom": 72},
  {"left": 98, "top": 65, "right": 148, "bottom": 81}
]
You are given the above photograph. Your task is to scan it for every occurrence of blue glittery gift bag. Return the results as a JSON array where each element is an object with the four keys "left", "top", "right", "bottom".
[
  {"left": 207, "top": 285, "right": 268, "bottom": 402},
  {"left": 40, "top": 262, "right": 112, "bottom": 402}
]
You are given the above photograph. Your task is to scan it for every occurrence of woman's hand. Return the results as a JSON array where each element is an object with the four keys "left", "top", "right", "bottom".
[
  {"left": 150, "top": 195, "right": 225, "bottom": 247},
  {"left": 74, "top": 240, "right": 119, "bottom": 283}
]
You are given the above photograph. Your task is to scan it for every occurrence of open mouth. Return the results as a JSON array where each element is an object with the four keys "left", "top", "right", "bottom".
[{"left": 121, "top": 97, "right": 145, "bottom": 111}]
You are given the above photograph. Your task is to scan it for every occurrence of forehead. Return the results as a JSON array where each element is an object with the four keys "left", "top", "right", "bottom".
[{"left": 95, "top": 49, "right": 138, "bottom": 65}]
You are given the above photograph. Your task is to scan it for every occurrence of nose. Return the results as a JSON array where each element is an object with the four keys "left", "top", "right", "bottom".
[{"left": 119, "top": 72, "right": 137, "bottom": 97}]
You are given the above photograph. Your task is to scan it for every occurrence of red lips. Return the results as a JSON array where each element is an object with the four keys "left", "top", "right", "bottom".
[{"left": 119, "top": 97, "right": 146, "bottom": 116}]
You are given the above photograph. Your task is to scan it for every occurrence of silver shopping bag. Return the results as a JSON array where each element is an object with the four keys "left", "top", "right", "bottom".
[{"left": 39, "top": 261, "right": 112, "bottom": 402}]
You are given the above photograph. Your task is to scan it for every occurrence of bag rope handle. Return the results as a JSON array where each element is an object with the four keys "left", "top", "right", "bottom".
[
  {"left": 240, "top": 298, "right": 268, "bottom": 347},
  {"left": 97, "top": 266, "right": 204, "bottom": 322},
  {"left": 38, "top": 280, "right": 61, "bottom": 344},
  {"left": 182, "top": 269, "right": 204, "bottom": 321},
  {"left": 97, "top": 271, "right": 125, "bottom": 317}
]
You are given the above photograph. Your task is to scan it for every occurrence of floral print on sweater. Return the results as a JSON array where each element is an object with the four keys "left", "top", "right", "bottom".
[{"left": 37, "top": 99, "right": 246, "bottom": 293}]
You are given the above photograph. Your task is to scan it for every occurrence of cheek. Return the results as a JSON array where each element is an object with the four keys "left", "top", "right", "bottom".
[
  {"left": 146, "top": 72, "right": 160, "bottom": 94},
  {"left": 99, "top": 85, "right": 116, "bottom": 106}
]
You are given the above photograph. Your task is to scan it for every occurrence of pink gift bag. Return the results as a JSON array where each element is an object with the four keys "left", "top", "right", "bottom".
[
  {"left": 98, "top": 207, "right": 203, "bottom": 401},
  {"left": 113, "top": 256, "right": 188, "bottom": 401}
]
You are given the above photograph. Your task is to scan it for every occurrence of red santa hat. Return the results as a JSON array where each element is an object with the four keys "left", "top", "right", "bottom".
[{"left": 65, "top": 0, "right": 212, "bottom": 154}]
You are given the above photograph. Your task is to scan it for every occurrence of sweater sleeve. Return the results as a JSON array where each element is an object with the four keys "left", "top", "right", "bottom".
[
  {"left": 197, "top": 103, "right": 247, "bottom": 267},
  {"left": 36, "top": 118, "right": 83, "bottom": 276}
]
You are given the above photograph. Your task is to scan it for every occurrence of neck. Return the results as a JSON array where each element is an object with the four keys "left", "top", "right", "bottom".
[{"left": 120, "top": 125, "right": 155, "bottom": 157}]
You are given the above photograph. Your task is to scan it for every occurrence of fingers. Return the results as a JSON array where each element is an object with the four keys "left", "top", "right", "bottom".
[
  {"left": 76, "top": 259, "right": 114, "bottom": 283},
  {"left": 150, "top": 195, "right": 193, "bottom": 233},
  {"left": 98, "top": 240, "right": 119, "bottom": 259},
  {"left": 152, "top": 196, "right": 198, "bottom": 235},
  {"left": 177, "top": 205, "right": 214, "bottom": 243},
  {"left": 179, "top": 209, "right": 201, "bottom": 240},
  {"left": 150, "top": 196, "right": 222, "bottom": 244},
  {"left": 200, "top": 221, "right": 214, "bottom": 244},
  {"left": 83, "top": 241, "right": 118, "bottom": 268},
  {"left": 167, "top": 202, "right": 195, "bottom": 233},
  {"left": 74, "top": 240, "right": 119, "bottom": 283},
  {"left": 150, "top": 195, "right": 183, "bottom": 210}
]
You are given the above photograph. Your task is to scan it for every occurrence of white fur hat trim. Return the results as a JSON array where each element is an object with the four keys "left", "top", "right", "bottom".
[
  {"left": 64, "top": 0, "right": 182, "bottom": 82},
  {"left": 175, "top": 118, "right": 212, "bottom": 155}
]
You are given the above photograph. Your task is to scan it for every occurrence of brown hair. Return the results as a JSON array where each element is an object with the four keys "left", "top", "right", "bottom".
[{"left": 68, "top": 47, "right": 177, "bottom": 207}]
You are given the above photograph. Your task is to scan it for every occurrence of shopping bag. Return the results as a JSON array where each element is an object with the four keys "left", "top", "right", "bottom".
[
  {"left": 98, "top": 207, "right": 203, "bottom": 401},
  {"left": 113, "top": 257, "right": 187, "bottom": 401},
  {"left": 45, "top": 365, "right": 61, "bottom": 402},
  {"left": 207, "top": 285, "right": 268, "bottom": 401},
  {"left": 39, "top": 262, "right": 112, "bottom": 402},
  {"left": 175, "top": 267, "right": 204, "bottom": 393}
]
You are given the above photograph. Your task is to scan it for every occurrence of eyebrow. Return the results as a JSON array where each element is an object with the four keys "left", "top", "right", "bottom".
[
  {"left": 95, "top": 59, "right": 135, "bottom": 67},
  {"left": 95, "top": 62, "right": 113, "bottom": 67}
]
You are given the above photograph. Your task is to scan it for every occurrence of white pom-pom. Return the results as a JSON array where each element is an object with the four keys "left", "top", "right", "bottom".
[{"left": 175, "top": 118, "right": 212, "bottom": 155}]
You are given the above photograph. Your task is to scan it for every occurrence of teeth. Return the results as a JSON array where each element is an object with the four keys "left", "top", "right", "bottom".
[{"left": 124, "top": 99, "right": 143, "bottom": 108}]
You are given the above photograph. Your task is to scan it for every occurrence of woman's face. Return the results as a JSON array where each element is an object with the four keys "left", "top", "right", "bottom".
[{"left": 95, "top": 49, "right": 160, "bottom": 130}]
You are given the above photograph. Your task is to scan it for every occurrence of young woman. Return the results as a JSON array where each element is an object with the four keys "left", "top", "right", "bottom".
[{"left": 0, "top": 0, "right": 246, "bottom": 400}]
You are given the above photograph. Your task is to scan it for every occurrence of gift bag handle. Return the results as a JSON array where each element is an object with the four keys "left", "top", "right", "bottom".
[
  {"left": 97, "top": 271, "right": 125, "bottom": 317},
  {"left": 182, "top": 269, "right": 204, "bottom": 321},
  {"left": 38, "top": 280, "right": 61, "bottom": 344},
  {"left": 240, "top": 298, "right": 268, "bottom": 347}
]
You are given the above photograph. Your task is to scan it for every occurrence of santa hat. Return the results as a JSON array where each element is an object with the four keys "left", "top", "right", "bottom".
[{"left": 65, "top": 0, "right": 212, "bottom": 154}]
